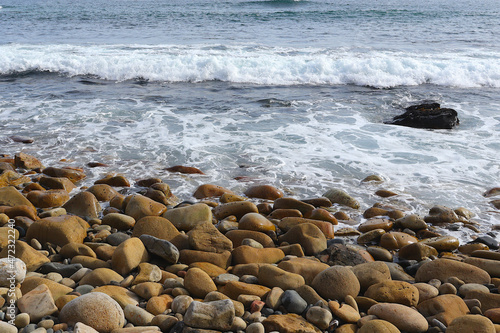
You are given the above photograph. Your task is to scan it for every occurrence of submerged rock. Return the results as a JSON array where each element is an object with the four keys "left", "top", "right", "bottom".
[{"left": 385, "top": 102, "right": 459, "bottom": 129}]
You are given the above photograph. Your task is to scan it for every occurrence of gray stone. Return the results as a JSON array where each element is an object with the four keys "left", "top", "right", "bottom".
[
  {"left": 171, "top": 295, "right": 193, "bottom": 315},
  {"left": 280, "top": 290, "right": 307, "bottom": 314},
  {"left": 184, "top": 299, "right": 235, "bottom": 331},
  {"left": 214, "top": 273, "right": 239, "bottom": 285},
  {"left": 139, "top": 234, "right": 179, "bottom": 264},
  {"left": 75, "top": 284, "right": 95, "bottom": 295},
  {"left": 123, "top": 304, "right": 155, "bottom": 326},
  {"left": 38, "top": 262, "right": 83, "bottom": 278},
  {"left": 106, "top": 232, "right": 131, "bottom": 246}
]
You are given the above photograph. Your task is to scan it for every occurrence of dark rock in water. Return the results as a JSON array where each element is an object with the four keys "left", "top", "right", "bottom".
[
  {"left": 470, "top": 235, "right": 499, "bottom": 250},
  {"left": 385, "top": 102, "right": 459, "bottom": 129},
  {"left": 9, "top": 135, "right": 34, "bottom": 144}
]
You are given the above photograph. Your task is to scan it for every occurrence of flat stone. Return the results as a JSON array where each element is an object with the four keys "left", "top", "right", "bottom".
[
  {"left": 262, "top": 314, "right": 321, "bottom": 333},
  {"left": 59, "top": 243, "right": 97, "bottom": 259},
  {"left": 14, "top": 152, "right": 43, "bottom": 169},
  {"left": 277, "top": 257, "right": 329, "bottom": 285},
  {"left": 273, "top": 198, "right": 315, "bottom": 217},
  {"left": 92, "top": 285, "right": 140, "bottom": 308},
  {"left": 311, "top": 265, "right": 360, "bottom": 302},
  {"left": 358, "top": 218, "right": 393, "bottom": 232},
  {"left": 244, "top": 185, "right": 283, "bottom": 200},
  {"left": 17, "top": 284, "right": 58, "bottom": 322},
  {"left": 94, "top": 175, "right": 130, "bottom": 187},
  {"left": 258, "top": 264, "right": 305, "bottom": 290},
  {"left": 225, "top": 229, "right": 275, "bottom": 248},
  {"left": 464, "top": 257, "right": 500, "bottom": 278},
  {"left": 43, "top": 167, "right": 86, "bottom": 183},
  {"left": 0, "top": 186, "right": 36, "bottom": 209},
  {"left": 231, "top": 246, "right": 284, "bottom": 265},
  {"left": 0, "top": 240, "right": 50, "bottom": 272},
  {"left": 415, "top": 258, "right": 491, "bottom": 284},
  {"left": 219, "top": 281, "right": 270, "bottom": 300},
  {"left": 179, "top": 249, "right": 231, "bottom": 269},
  {"left": 358, "top": 319, "right": 400, "bottom": 333},
  {"left": 79, "top": 268, "right": 124, "bottom": 287},
  {"left": 323, "top": 188, "right": 360, "bottom": 209},
  {"left": 368, "top": 303, "right": 428, "bottom": 333},
  {"left": 102, "top": 213, "right": 136, "bottom": 231},
  {"left": 27, "top": 189, "right": 70, "bottom": 208},
  {"left": 328, "top": 300, "right": 360, "bottom": 323},
  {"left": 446, "top": 314, "right": 496, "bottom": 333},
  {"left": 193, "top": 184, "right": 234, "bottom": 199},
  {"left": 38, "top": 262, "right": 84, "bottom": 277},
  {"left": 39, "top": 176, "right": 76, "bottom": 192},
  {"left": 213, "top": 201, "right": 259, "bottom": 220},
  {"left": 419, "top": 236, "right": 460, "bottom": 252},
  {"left": 465, "top": 290, "right": 500, "bottom": 311},
  {"left": 26, "top": 215, "right": 89, "bottom": 247}
]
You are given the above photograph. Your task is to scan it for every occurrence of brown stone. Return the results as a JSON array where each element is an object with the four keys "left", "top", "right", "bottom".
[
  {"left": 60, "top": 242, "right": 97, "bottom": 259},
  {"left": 225, "top": 229, "right": 275, "bottom": 248},
  {"left": 130, "top": 282, "right": 163, "bottom": 299},
  {"left": 111, "top": 237, "right": 149, "bottom": 276},
  {"left": 220, "top": 280, "right": 271, "bottom": 300},
  {"left": 63, "top": 191, "right": 101, "bottom": 219},
  {"left": 262, "top": 314, "right": 321, "bottom": 333},
  {"left": 308, "top": 208, "right": 338, "bottom": 224},
  {"left": 92, "top": 285, "right": 140, "bottom": 308},
  {"left": 17, "top": 284, "right": 58, "bottom": 322},
  {"left": 311, "top": 265, "right": 360, "bottom": 302},
  {"left": 277, "top": 257, "right": 329, "bottom": 285},
  {"left": 162, "top": 203, "right": 213, "bottom": 231},
  {"left": 368, "top": 303, "right": 428, "bottom": 333},
  {"left": 14, "top": 152, "right": 43, "bottom": 169},
  {"left": 179, "top": 250, "right": 232, "bottom": 269},
  {"left": 358, "top": 218, "right": 393, "bottom": 233},
  {"left": 273, "top": 198, "right": 315, "bottom": 217},
  {"left": 419, "top": 236, "right": 460, "bottom": 252},
  {"left": 323, "top": 188, "right": 360, "bottom": 209},
  {"left": 358, "top": 320, "right": 400, "bottom": 333},
  {"left": 213, "top": 201, "right": 259, "bottom": 220},
  {"left": 94, "top": 174, "right": 130, "bottom": 187},
  {"left": 146, "top": 294, "right": 174, "bottom": 315},
  {"left": 26, "top": 214, "right": 89, "bottom": 247},
  {"left": 399, "top": 242, "right": 438, "bottom": 261},
  {"left": 0, "top": 186, "right": 36, "bottom": 209},
  {"left": 87, "top": 184, "right": 120, "bottom": 202},
  {"left": 193, "top": 184, "right": 233, "bottom": 199},
  {"left": 102, "top": 213, "right": 136, "bottom": 231},
  {"left": 278, "top": 223, "right": 327, "bottom": 255},
  {"left": 131, "top": 216, "right": 181, "bottom": 244},
  {"left": 379, "top": 232, "right": 418, "bottom": 250},
  {"left": 485, "top": 308, "right": 500, "bottom": 324},
  {"left": 125, "top": 194, "right": 167, "bottom": 221},
  {"left": 39, "top": 175, "right": 76, "bottom": 192},
  {"left": 415, "top": 258, "right": 491, "bottom": 284},
  {"left": 0, "top": 240, "right": 50, "bottom": 271},
  {"left": 43, "top": 167, "right": 86, "bottom": 183},
  {"left": 465, "top": 290, "right": 500, "bottom": 311},
  {"left": 184, "top": 267, "right": 217, "bottom": 298},
  {"left": 351, "top": 261, "right": 392, "bottom": 292},
  {"left": 363, "top": 207, "right": 390, "bottom": 219},
  {"left": 188, "top": 222, "right": 233, "bottom": 253},
  {"left": 238, "top": 212, "right": 276, "bottom": 232},
  {"left": 424, "top": 205, "right": 463, "bottom": 224},
  {"left": 278, "top": 217, "right": 334, "bottom": 239},
  {"left": 166, "top": 165, "right": 204, "bottom": 174},
  {"left": 365, "top": 280, "right": 419, "bottom": 307},
  {"left": 231, "top": 246, "right": 284, "bottom": 265},
  {"left": 417, "top": 294, "right": 469, "bottom": 325},
  {"left": 268, "top": 209, "right": 303, "bottom": 219},
  {"left": 0, "top": 170, "right": 31, "bottom": 188},
  {"left": 189, "top": 262, "right": 226, "bottom": 278},
  {"left": 79, "top": 268, "right": 124, "bottom": 287},
  {"left": 328, "top": 301, "right": 360, "bottom": 323},
  {"left": 27, "top": 189, "right": 70, "bottom": 208},
  {"left": 72, "top": 255, "right": 111, "bottom": 269},
  {"left": 2, "top": 204, "right": 37, "bottom": 220},
  {"left": 258, "top": 264, "right": 305, "bottom": 290},
  {"left": 244, "top": 185, "right": 284, "bottom": 200},
  {"left": 20, "top": 276, "right": 73, "bottom": 301},
  {"left": 446, "top": 314, "right": 496, "bottom": 333},
  {"left": 464, "top": 257, "right": 500, "bottom": 278}
]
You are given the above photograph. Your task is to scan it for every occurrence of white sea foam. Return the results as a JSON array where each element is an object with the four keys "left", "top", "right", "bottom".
[{"left": 1, "top": 44, "right": 500, "bottom": 88}]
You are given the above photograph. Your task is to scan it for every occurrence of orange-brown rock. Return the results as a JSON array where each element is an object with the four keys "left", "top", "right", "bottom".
[
  {"left": 0, "top": 239, "right": 50, "bottom": 271},
  {"left": 63, "top": 191, "right": 101, "bottom": 219},
  {"left": 225, "top": 229, "right": 275, "bottom": 248},
  {"left": 131, "top": 216, "right": 181, "bottom": 244},
  {"left": 278, "top": 223, "right": 327, "bottom": 255},
  {"left": 415, "top": 259, "right": 491, "bottom": 284},
  {"left": 60, "top": 242, "right": 97, "bottom": 259},
  {"left": 125, "top": 194, "right": 167, "bottom": 221},
  {"left": 20, "top": 276, "right": 73, "bottom": 301},
  {"left": 220, "top": 280, "right": 271, "bottom": 300},
  {"left": 179, "top": 250, "right": 232, "bottom": 269},
  {"left": 231, "top": 246, "right": 284, "bottom": 265},
  {"left": 193, "top": 184, "right": 233, "bottom": 199},
  {"left": 238, "top": 212, "right": 276, "bottom": 232},
  {"left": 417, "top": 294, "right": 469, "bottom": 326},
  {"left": 446, "top": 315, "right": 496, "bottom": 333},
  {"left": 166, "top": 165, "right": 204, "bottom": 174},
  {"left": 94, "top": 174, "right": 130, "bottom": 187},
  {"left": 262, "top": 314, "right": 321, "bottom": 333},
  {"left": 39, "top": 176, "right": 76, "bottom": 192},
  {"left": 26, "top": 215, "right": 89, "bottom": 247},
  {"left": 351, "top": 261, "right": 392, "bottom": 292},
  {"left": 146, "top": 294, "right": 174, "bottom": 315},
  {"left": 0, "top": 186, "right": 36, "bottom": 209},
  {"left": 273, "top": 198, "right": 315, "bottom": 217},
  {"left": 399, "top": 242, "right": 438, "bottom": 261},
  {"left": 379, "top": 232, "right": 417, "bottom": 250},
  {"left": 43, "top": 167, "right": 86, "bottom": 184},
  {"left": 187, "top": 222, "right": 233, "bottom": 253},
  {"left": 0, "top": 170, "right": 31, "bottom": 188},
  {"left": 365, "top": 280, "right": 419, "bottom": 307},
  {"left": 308, "top": 208, "right": 338, "bottom": 224},
  {"left": 213, "top": 201, "right": 259, "bottom": 220},
  {"left": 268, "top": 209, "right": 303, "bottom": 219},
  {"left": 111, "top": 237, "right": 149, "bottom": 276},
  {"left": 27, "top": 189, "right": 70, "bottom": 208},
  {"left": 244, "top": 185, "right": 284, "bottom": 200},
  {"left": 277, "top": 257, "right": 329, "bottom": 285},
  {"left": 358, "top": 218, "right": 393, "bottom": 233},
  {"left": 14, "top": 152, "right": 43, "bottom": 169},
  {"left": 2, "top": 205, "right": 37, "bottom": 220},
  {"left": 419, "top": 236, "right": 459, "bottom": 252},
  {"left": 86, "top": 184, "right": 120, "bottom": 202}
]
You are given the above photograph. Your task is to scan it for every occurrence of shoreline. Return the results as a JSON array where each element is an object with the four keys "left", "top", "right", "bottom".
[{"left": 0, "top": 152, "right": 499, "bottom": 332}]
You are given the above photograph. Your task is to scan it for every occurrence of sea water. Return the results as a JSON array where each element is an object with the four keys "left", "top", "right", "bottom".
[{"left": 1, "top": 0, "right": 499, "bottom": 235}]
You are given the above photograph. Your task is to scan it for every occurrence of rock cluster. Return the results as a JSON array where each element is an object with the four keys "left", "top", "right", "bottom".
[{"left": 0, "top": 153, "right": 499, "bottom": 333}]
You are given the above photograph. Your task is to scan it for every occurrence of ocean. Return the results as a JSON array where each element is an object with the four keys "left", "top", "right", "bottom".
[{"left": 1, "top": 0, "right": 499, "bottom": 235}]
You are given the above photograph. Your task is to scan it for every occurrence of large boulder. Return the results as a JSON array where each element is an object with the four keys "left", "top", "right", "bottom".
[
  {"left": 385, "top": 102, "right": 459, "bottom": 129},
  {"left": 26, "top": 215, "right": 89, "bottom": 247}
]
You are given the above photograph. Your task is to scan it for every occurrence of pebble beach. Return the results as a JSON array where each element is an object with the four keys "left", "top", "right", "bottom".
[{"left": 0, "top": 152, "right": 499, "bottom": 333}]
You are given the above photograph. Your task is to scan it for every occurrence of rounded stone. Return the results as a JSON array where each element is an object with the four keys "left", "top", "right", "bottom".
[
  {"left": 379, "top": 232, "right": 418, "bottom": 250},
  {"left": 111, "top": 237, "right": 149, "bottom": 276},
  {"left": 365, "top": 280, "right": 419, "bottom": 307},
  {"left": 59, "top": 292, "right": 125, "bottom": 333},
  {"left": 14, "top": 312, "right": 31, "bottom": 328},
  {"left": 278, "top": 223, "right": 327, "bottom": 256},
  {"left": 184, "top": 267, "right": 217, "bottom": 299},
  {"left": 306, "top": 306, "right": 333, "bottom": 330},
  {"left": 368, "top": 303, "right": 428, "bottom": 333},
  {"left": 0, "top": 257, "right": 26, "bottom": 287},
  {"left": 446, "top": 314, "right": 496, "bottom": 333},
  {"left": 415, "top": 259, "right": 491, "bottom": 284},
  {"left": 280, "top": 290, "right": 307, "bottom": 314},
  {"left": 358, "top": 319, "right": 401, "bottom": 333},
  {"left": 238, "top": 213, "right": 276, "bottom": 232},
  {"left": 244, "top": 185, "right": 284, "bottom": 200},
  {"left": 101, "top": 213, "right": 136, "bottom": 231},
  {"left": 312, "top": 265, "right": 360, "bottom": 302},
  {"left": 351, "top": 261, "right": 391, "bottom": 292},
  {"left": 257, "top": 264, "right": 305, "bottom": 291}
]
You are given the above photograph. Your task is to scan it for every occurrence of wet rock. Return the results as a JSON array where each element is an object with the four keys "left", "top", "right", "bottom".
[
  {"left": 43, "top": 167, "right": 86, "bottom": 183},
  {"left": 419, "top": 235, "right": 459, "bottom": 252},
  {"left": 317, "top": 244, "right": 369, "bottom": 266},
  {"left": 146, "top": 183, "right": 179, "bottom": 206},
  {"left": 0, "top": 185, "right": 35, "bottom": 208},
  {"left": 102, "top": 213, "right": 135, "bottom": 231},
  {"left": 184, "top": 299, "right": 235, "bottom": 331},
  {"left": 125, "top": 194, "right": 167, "bottom": 221},
  {"left": 379, "top": 231, "right": 418, "bottom": 250},
  {"left": 94, "top": 174, "right": 130, "bottom": 187},
  {"left": 225, "top": 229, "right": 275, "bottom": 248},
  {"left": 0, "top": 170, "right": 31, "bottom": 187},
  {"left": 396, "top": 214, "right": 428, "bottom": 230},
  {"left": 14, "top": 152, "right": 43, "bottom": 169},
  {"left": 385, "top": 102, "right": 459, "bottom": 129},
  {"left": 244, "top": 185, "right": 284, "bottom": 200},
  {"left": 63, "top": 191, "right": 101, "bottom": 219},
  {"left": 424, "top": 205, "right": 463, "bottom": 224},
  {"left": 399, "top": 242, "right": 438, "bottom": 261},
  {"left": 239, "top": 212, "right": 276, "bottom": 232},
  {"left": 131, "top": 216, "right": 181, "bottom": 245},
  {"left": 279, "top": 217, "right": 334, "bottom": 239},
  {"left": 323, "top": 188, "right": 360, "bottom": 209},
  {"left": 359, "top": 218, "right": 393, "bottom": 232},
  {"left": 27, "top": 189, "right": 70, "bottom": 208},
  {"left": 86, "top": 184, "right": 119, "bottom": 202},
  {"left": 166, "top": 165, "right": 204, "bottom": 174},
  {"left": 59, "top": 292, "right": 125, "bottom": 332},
  {"left": 213, "top": 201, "right": 259, "bottom": 220},
  {"left": 26, "top": 215, "right": 89, "bottom": 247},
  {"left": 312, "top": 265, "right": 360, "bottom": 302},
  {"left": 273, "top": 198, "right": 315, "bottom": 217},
  {"left": 39, "top": 175, "right": 76, "bottom": 192},
  {"left": 193, "top": 184, "right": 234, "bottom": 199}
]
